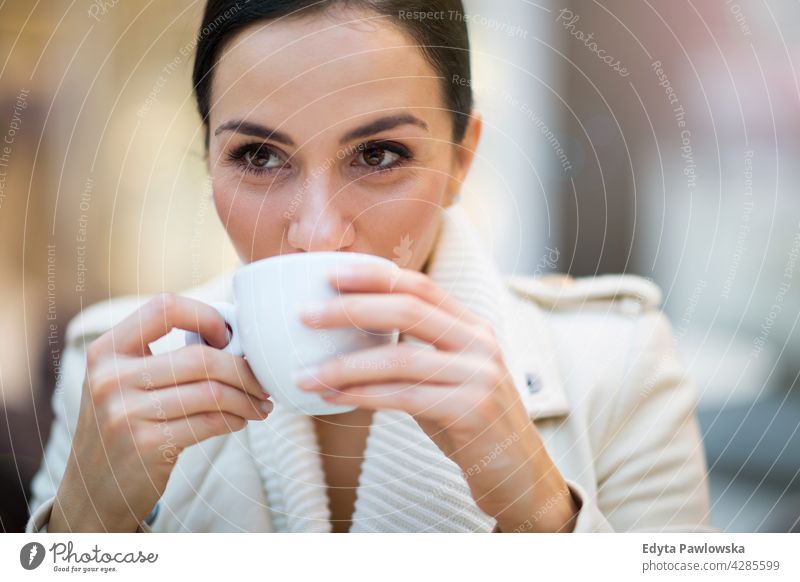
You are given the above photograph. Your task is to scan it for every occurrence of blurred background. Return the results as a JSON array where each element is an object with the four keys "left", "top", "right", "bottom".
[{"left": 1, "top": 0, "right": 798, "bottom": 532}]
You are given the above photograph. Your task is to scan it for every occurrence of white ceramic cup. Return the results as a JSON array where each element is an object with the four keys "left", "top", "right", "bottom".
[{"left": 185, "top": 252, "right": 400, "bottom": 415}]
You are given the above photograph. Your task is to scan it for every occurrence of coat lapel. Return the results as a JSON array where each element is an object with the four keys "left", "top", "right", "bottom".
[{"left": 244, "top": 204, "right": 571, "bottom": 532}]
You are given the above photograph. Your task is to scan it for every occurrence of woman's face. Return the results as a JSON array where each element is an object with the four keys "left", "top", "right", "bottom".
[{"left": 207, "top": 9, "right": 481, "bottom": 270}]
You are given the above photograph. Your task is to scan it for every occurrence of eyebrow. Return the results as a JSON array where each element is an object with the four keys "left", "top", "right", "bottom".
[
  {"left": 214, "top": 120, "right": 295, "bottom": 146},
  {"left": 213, "top": 114, "right": 429, "bottom": 147},
  {"left": 338, "top": 114, "right": 428, "bottom": 145}
]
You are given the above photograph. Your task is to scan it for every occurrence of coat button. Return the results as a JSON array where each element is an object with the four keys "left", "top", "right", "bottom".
[{"left": 526, "top": 373, "right": 541, "bottom": 394}]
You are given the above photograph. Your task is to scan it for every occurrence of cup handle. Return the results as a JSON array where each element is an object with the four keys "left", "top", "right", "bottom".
[{"left": 183, "top": 301, "right": 243, "bottom": 356}]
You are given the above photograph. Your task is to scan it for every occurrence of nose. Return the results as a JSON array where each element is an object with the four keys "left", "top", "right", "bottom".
[{"left": 286, "top": 175, "right": 354, "bottom": 252}]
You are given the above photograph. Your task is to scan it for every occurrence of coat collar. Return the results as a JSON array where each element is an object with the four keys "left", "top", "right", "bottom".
[{"left": 231, "top": 204, "right": 570, "bottom": 531}]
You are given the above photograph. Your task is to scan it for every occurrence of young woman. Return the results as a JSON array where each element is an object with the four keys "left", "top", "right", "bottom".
[{"left": 27, "top": 0, "right": 713, "bottom": 533}]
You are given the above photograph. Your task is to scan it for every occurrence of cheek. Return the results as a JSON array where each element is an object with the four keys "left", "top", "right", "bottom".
[
  {"left": 353, "top": 174, "right": 447, "bottom": 269},
  {"left": 210, "top": 166, "right": 449, "bottom": 264},
  {"left": 350, "top": 169, "right": 448, "bottom": 207},
  {"left": 212, "top": 175, "right": 254, "bottom": 231},
  {"left": 211, "top": 175, "right": 286, "bottom": 261},
  {"left": 365, "top": 204, "right": 441, "bottom": 271}
]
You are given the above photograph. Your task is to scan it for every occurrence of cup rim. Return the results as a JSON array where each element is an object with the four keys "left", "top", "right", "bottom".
[{"left": 234, "top": 251, "right": 396, "bottom": 279}]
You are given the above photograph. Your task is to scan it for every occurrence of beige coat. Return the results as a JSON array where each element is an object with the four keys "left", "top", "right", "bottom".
[{"left": 26, "top": 206, "right": 715, "bottom": 533}]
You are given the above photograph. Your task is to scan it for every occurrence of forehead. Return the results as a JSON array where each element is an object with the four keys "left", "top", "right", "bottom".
[{"left": 211, "top": 11, "right": 447, "bottom": 134}]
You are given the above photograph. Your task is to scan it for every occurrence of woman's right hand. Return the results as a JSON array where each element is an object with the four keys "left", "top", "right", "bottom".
[{"left": 49, "top": 293, "right": 273, "bottom": 532}]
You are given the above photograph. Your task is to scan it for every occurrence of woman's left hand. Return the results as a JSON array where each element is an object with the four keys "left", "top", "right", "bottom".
[{"left": 294, "top": 262, "right": 580, "bottom": 533}]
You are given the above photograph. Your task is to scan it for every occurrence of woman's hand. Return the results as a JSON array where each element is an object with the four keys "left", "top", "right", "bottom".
[
  {"left": 294, "top": 263, "right": 580, "bottom": 533},
  {"left": 50, "top": 294, "right": 272, "bottom": 532}
]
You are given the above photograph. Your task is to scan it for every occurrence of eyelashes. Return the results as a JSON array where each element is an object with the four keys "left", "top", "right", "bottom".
[
  {"left": 351, "top": 141, "right": 413, "bottom": 171},
  {"left": 224, "top": 140, "right": 414, "bottom": 177},
  {"left": 225, "top": 143, "right": 283, "bottom": 175}
]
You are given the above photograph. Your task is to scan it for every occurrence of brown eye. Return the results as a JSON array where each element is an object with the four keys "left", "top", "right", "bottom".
[
  {"left": 226, "top": 143, "right": 288, "bottom": 175},
  {"left": 362, "top": 145, "right": 386, "bottom": 166},
  {"left": 244, "top": 146, "right": 279, "bottom": 168},
  {"left": 353, "top": 142, "right": 409, "bottom": 171},
  {"left": 350, "top": 140, "right": 412, "bottom": 173}
]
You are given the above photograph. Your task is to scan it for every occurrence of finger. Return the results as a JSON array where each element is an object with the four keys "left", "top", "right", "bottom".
[
  {"left": 132, "top": 381, "right": 272, "bottom": 421},
  {"left": 93, "top": 294, "right": 231, "bottom": 358},
  {"left": 327, "top": 263, "right": 485, "bottom": 326},
  {"left": 298, "top": 293, "right": 494, "bottom": 354},
  {"left": 123, "top": 344, "right": 269, "bottom": 401},
  {"left": 160, "top": 411, "right": 252, "bottom": 451},
  {"left": 318, "top": 381, "right": 479, "bottom": 423},
  {"left": 295, "top": 343, "right": 500, "bottom": 393}
]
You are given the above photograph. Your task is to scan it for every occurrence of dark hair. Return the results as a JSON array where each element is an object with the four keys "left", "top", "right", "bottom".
[{"left": 192, "top": 0, "right": 473, "bottom": 148}]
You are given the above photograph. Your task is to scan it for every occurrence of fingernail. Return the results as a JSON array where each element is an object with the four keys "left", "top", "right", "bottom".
[
  {"left": 331, "top": 266, "right": 358, "bottom": 280},
  {"left": 292, "top": 366, "right": 320, "bottom": 389},
  {"left": 260, "top": 401, "right": 273, "bottom": 414},
  {"left": 297, "top": 301, "right": 326, "bottom": 318}
]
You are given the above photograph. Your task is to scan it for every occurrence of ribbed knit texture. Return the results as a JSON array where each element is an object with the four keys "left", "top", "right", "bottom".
[{"left": 246, "top": 205, "right": 515, "bottom": 532}]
